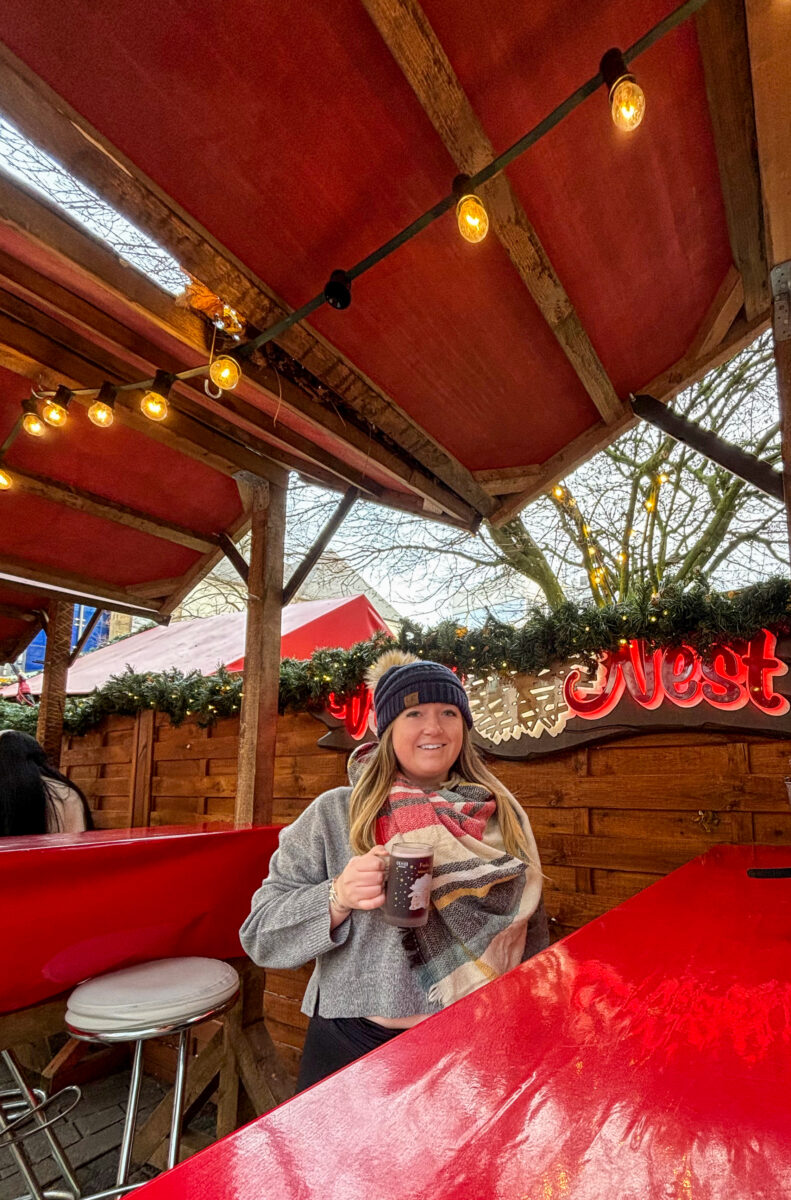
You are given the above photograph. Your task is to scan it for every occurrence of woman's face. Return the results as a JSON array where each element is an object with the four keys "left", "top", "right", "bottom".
[{"left": 390, "top": 702, "right": 464, "bottom": 788}]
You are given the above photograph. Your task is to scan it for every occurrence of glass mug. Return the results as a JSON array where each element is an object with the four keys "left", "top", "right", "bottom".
[{"left": 383, "top": 842, "right": 434, "bottom": 927}]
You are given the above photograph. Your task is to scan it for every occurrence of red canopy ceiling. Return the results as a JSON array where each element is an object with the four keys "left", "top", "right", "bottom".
[{"left": 0, "top": 0, "right": 731, "bottom": 470}]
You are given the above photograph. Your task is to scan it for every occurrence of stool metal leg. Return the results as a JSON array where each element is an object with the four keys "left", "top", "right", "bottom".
[
  {"left": 0, "top": 1101, "right": 46, "bottom": 1200},
  {"left": 115, "top": 1041, "right": 144, "bottom": 1189},
  {"left": 166, "top": 1031, "right": 189, "bottom": 1171},
  {"left": 1, "top": 1049, "right": 81, "bottom": 1199}
]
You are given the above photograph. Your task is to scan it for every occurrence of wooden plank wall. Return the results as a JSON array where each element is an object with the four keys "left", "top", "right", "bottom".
[{"left": 61, "top": 713, "right": 791, "bottom": 1072}]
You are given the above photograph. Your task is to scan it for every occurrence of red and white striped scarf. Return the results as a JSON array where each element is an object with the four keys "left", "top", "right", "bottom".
[{"left": 376, "top": 774, "right": 542, "bottom": 1007}]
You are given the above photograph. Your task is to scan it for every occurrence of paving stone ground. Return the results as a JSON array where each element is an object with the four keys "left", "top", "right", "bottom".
[{"left": 0, "top": 1058, "right": 216, "bottom": 1200}]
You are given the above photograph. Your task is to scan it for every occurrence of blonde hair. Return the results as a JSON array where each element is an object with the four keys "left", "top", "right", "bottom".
[{"left": 348, "top": 723, "right": 534, "bottom": 862}]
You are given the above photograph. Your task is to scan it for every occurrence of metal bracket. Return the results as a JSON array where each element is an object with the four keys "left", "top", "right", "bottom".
[{"left": 771, "top": 260, "right": 791, "bottom": 343}]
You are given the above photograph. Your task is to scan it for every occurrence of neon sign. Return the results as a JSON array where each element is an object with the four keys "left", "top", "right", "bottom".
[
  {"left": 327, "top": 685, "right": 374, "bottom": 739},
  {"left": 564, "top": 630, "right": 789, "bottom": 720}
]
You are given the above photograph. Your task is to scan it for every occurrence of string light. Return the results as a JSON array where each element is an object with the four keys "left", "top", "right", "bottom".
[
  {"left": 42, "top": 385, "right": 73, "bottom": 428},
  {"left": 21, "top": 397, "right": 45, "bottom": 438},
  {"left": 208, "top": 356, "right": 241, "bottom": 391},
  {"left": 658, "top": 472, "right": 669, "bottom": 484},
  {"left": 644, "top": 497, "right": 656, "bottom": 511},
  {"left": 140, "top": 370, "right": 173, "bottom": 422},
  {"left": 456, "top": 192, "right": 489, "bottom": 243},
  {"left": 600, "top": 48, "right": 645, "bottom": 132},
  {"left": 552, "top": 485, "right": 565, "bottom": 500},
  {"left": 0, "top": 467, "right": 11, "bottom": 490},
  {"left": 88, "top": 382, "right": 117, "bottom": 428}
]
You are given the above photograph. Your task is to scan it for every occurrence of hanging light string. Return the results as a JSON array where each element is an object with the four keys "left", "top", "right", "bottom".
[{"left": 13, "top": 0, "right": 706, "bottom": 426}]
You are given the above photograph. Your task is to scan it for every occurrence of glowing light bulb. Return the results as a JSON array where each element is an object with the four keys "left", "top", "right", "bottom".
[
  {"left": 88, "top": 382, "right": 117, "bottom": 428},
  {"left": 209, "top": 356, "right": 241, "bottom": 390},
  {"left": 140, "top": 370, "right": 173, "bottom": 422},
  {"left": 22, "top": 411, "right": 45, "bottom": 438},
  {"left": 42, "top": 399, "right": 67, "bottom": 427},
  {"left": 552, "top": 485, "right": 565, "bottom": 499},
  {"left": 141, "top": 393, "right": 168, "bottom": 421},
  {"left": 88, "top": 400, "right": 114, "bottom": 427},
  {"left": 644, "top": 498, "right": 655, "bottom": 511},
  {"left": 617, "top": 552, "right": 626, "bottom": 563},
  {"left": 658, "top": 472, "right": 669, "bottom": 484},
  {"left": 0, "top": 468, "right": 11, "bottom": 490},
  {"left": 601, "top": 49, "right": 645, "bottom": 133},
  {"left": 610, "top": 77, "right": 645, "bottom": 131},
  {"left": 456, "top": 194, "right": 489, "bottom": 243}
]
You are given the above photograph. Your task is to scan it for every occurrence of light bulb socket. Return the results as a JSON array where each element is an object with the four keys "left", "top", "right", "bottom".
[
  {"left": 148, "top": 370, "right": 175, "bottom": 400},
  {"left": 52, "top": 385, "right": 73, "bottom": 411},
  {"left": 95, "top": 382, "right": 118, "bottom": 409},
  {"left": 324, "top": 270, "right": 352, "bottom": 311},
  {"left": 600, "top": 48, "right": 632, "bottom": 100},
  {"left": 22, "top": 396, "right": 41, "bottom": 418},
  {"left": 452, "top": 173, "right": 472, "bottom": 198}
]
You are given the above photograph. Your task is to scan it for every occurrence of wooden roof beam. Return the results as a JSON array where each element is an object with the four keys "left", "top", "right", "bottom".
[
  {"left": 695, "top": 0, "right": 769, "bottom": 321},
  {"left": 4, "top": 466, "right": 221, "bottom": 554},
  {"left": 0, "top": 44, "right": 493, "bottom": 520},
  {"left": 0, "top": 555, "right": 168, "bottom": 621},
  {"left": 360, "top": 0, "right": 624, "bottom": 427},
  {"left": 490, "top": 307, "right": 769, "bottom": 524},
  {"left": 0, "top": 176, "right": 478, "bottom": 524}
]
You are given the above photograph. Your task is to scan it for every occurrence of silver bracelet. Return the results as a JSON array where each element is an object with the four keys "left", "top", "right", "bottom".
[{"left": 328, "top": 876, "right": 351, "bottom": 913}]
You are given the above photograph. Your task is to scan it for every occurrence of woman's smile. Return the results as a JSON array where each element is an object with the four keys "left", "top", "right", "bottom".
[{"left": 391, "top": 703, "right": 464, "bottom": 786}]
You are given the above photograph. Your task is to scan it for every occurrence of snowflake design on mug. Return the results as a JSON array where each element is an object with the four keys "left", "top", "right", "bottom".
[{"left": 409, "top": 872, "right": 432, "bottom": 912}]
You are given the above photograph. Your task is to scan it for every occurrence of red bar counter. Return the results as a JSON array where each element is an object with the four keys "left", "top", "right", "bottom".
[
  {"left": 1, "top": 824, "right": 280, "bottom": 1013},
  {"left": 135, "top": 843, "right": 791, "bottom": 1199}
]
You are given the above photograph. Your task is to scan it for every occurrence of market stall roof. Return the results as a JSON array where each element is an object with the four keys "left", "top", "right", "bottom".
[
  {"left": 2, "top": 595, "right": 391, "bottom": 696},
  {"left": 0, "top": 0, "right": 786, "bottom": 658}
]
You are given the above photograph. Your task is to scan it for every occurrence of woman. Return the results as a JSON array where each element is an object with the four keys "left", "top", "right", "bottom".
[
  {"left": 240, "top": 652, "right": 548, "bottom": 1092},
  {"left": 0, "top": 730, "right": 93, "bottom": 836}
]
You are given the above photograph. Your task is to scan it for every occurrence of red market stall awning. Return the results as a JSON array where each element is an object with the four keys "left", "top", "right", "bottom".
[{"left": 2, "top": 595, "right": 391, "bottom": 696}]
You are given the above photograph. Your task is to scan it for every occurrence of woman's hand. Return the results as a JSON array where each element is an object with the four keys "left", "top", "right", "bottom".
[{"left": 334, "top": 846, "right": 389, "bottom": 911}]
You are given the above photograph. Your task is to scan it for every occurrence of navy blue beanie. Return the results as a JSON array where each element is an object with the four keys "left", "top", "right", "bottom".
[{"left": 374, "top": 660, "right": 472, "bottom": 736}]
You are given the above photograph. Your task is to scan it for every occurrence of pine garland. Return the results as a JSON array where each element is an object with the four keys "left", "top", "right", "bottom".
[{"left": 1, "top": 579, "right": 789, "bottom": 738}]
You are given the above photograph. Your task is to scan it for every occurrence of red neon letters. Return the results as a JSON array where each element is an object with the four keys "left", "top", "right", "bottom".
[
  {"left": 327, "top": 686, "right": 374, "bottom": 739},
  {"left": 564, "top": 629, "right": 789, "bottom": 720}
]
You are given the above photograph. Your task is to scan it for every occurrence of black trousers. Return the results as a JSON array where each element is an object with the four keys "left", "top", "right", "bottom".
[{"left": 295, "top": 1013, "right": 404, "bottom": 1093}]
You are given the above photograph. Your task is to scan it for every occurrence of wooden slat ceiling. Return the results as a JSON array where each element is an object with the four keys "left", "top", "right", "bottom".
[{"left": 0, "top": 0, "right": 784, "bottom": 654}]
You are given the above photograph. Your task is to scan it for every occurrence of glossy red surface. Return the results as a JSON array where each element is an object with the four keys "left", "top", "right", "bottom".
[
  {"left": 139, "top": 844, "right": 791, "bottom": 1199},
  {"left": 1, "top": 824, "right": 280, "bottom": 1013}
]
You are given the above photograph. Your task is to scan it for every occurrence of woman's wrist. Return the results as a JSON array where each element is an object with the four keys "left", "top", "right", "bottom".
[{"left": 328, "top": 875, "right": 352, "bottom": 913}]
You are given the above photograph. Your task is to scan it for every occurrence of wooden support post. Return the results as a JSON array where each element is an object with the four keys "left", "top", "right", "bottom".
[
  {"left": 235, "top": 478, "right": 287, "bottom": 825},
  {"left": 773, "top": 290, "right": 791, "bottom": 562},
  {"left": 36, "top": 601, "right": 72, "bottom": 765}
]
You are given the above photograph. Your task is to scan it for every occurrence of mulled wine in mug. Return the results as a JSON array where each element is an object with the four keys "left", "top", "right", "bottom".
[{"left": 383, "top": 842, "right": 434, "bottom": 927}]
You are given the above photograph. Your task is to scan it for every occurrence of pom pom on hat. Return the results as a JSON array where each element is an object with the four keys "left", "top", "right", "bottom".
[{"left": 365, "top": 648, "right": 418, "bottom": 691}]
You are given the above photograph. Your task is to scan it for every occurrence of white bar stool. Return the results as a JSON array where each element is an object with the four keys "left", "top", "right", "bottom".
[{"left": 65, "top": 958, "right": 239, "bottom": 1194}]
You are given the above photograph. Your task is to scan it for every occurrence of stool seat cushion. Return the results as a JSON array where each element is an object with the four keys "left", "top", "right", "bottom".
[{"left": 66, "top": 957, "right": 239, "bottom": 1034}]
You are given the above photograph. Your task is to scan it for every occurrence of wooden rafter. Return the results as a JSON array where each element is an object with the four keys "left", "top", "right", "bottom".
[
  {"left": 685, "top": 266, "right": 745, "bottom": 362},
  {"left": 695, "top": 0, "right": 769, "bottom": 321},
  {"left": 0, "top": 176, "right": 478, "bottom": 525},
  {"left": 5, "top": 466, "right": 221, "bottom": 554},
  {"left": 0, "top": 43, "right": 494, "bottom": 520},
  {"left": 360, "top": 0, "right": 623, "bottom": 427},
  {"left": 489, "top": 309, "right": 769, "bottom": 523},
  {"left": 0, "top": 554, "right": 167, "bottom": 620}
]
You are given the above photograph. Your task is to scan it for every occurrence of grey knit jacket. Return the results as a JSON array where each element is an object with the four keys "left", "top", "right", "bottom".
[{"left": 239, "top": 785, "right": 549, "bottom": 1019}]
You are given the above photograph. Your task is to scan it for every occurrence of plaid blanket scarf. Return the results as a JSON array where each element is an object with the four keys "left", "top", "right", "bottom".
[{"left": 376, "top": 776, "right": 539, "bottom": 1007}]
